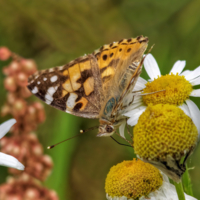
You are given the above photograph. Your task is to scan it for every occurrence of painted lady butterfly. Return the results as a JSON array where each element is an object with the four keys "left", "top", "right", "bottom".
[{"left": 27, "top": 36, "right": 148, "bottom": 137}]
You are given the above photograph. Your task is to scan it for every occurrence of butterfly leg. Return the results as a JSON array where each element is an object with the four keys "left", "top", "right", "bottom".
[
  {"left": 126, "top": 119, "right": 133, "bottom": 139},
  {"left": 110, "top": 136, "right": 133, "bottom": 148},
  {"left": 115, "top": 132, "right": 133, "bottom": 146}
]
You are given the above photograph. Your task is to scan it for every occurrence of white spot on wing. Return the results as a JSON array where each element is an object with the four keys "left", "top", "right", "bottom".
[
  {"left": 58, "top": 66, "right": 64, "bottom": 70},
  {"left": 66, "top": 93, "right": 78, "bottom": 110},
  {"left": 43, "top": 77, "right": 47, "bottom": 81},
  {"left": 37, "top": 81, "right": 41, "bottom": 84},
  {"left": 50, "top": 75, "right": 58, "bottom": 83},
  {"left": 45, "top": 86, "right": 58, "bottom": 105},
  {"left": 49, "top": 68, "right": 54, "bottom": 72},
  {"left": 32, "top": 86, "right": 38, "bottom": 94}
]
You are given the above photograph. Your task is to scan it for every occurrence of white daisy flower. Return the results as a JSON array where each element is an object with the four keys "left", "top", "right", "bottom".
[
  {"left": 124, "top": 54, "right": 200, "bottom": 134},
  {"left": 105, "top": 159, "right": 196, "bottom": 200},
  {"left": 0, "top": 119, "right": 24, "bottom": 170}
]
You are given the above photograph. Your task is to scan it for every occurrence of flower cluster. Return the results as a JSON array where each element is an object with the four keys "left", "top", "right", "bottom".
[
  {"left": 105, "top": 54, "right": 200, "bottom": 200},
  {"left": 1, "top": 133, "right": 53, "bottom": 181},
  {"left": 123, "top": 54, "right": 200, "bottom": 181},
  {"left": 0, "top": 47, "right": 58, "bottom": 199},
  {"left": 0, "top": 174, "right": 58, "bottom": 200}
]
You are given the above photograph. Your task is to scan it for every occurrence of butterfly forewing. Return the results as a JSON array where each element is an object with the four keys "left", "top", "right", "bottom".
[
  {"left": 28, "top": 55, "right": 102, "bottom": 118},
  {"left": 27, "top": 36, "right": 148, "bottom": 123}
]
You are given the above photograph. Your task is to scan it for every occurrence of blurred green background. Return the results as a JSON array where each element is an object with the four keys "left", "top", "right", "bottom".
[{"left": 0, "top": 0, "right": 200, "bottom": 199}]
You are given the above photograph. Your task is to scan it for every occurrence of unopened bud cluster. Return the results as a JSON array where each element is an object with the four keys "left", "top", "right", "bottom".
[
  {"left": 0, "top": 174, "right": 58, "bottom": 200},
  {"left": 0, "top": 47, "right": 58, "bottom": 198},
  {"left": 0, "top": 133, "right": 53, "bottom": 181}
]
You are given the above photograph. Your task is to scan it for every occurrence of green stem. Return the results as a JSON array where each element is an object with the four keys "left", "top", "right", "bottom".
[
  {"left": 182, "top": 164, "right": 193, "bottom": 196},
  {"left": 172, "top": 180, "right": 186, "bottom": 200}
]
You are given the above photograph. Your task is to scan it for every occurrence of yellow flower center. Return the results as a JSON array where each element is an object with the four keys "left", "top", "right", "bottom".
[
  {"left": 105, "top": 159, "right": 163, "bottom": 199},
  {"left": 134, "top": 104, "right": 198, "bottom": 160},
  {"left": 142, "top": 74, "right": 193, "bottom": 105}
]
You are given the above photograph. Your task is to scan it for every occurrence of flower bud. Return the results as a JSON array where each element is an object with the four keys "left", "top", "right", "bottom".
[
  {"left": 4, "top": 76, "right": 17, "bottom": 92},
  {"left": 0, "top": 47, "right": 11, "bottom": 60}
]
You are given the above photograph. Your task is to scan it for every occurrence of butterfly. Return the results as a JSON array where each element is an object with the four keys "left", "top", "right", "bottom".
[{"left": 27, "top": 36, "right": 148, "bottom": 138}]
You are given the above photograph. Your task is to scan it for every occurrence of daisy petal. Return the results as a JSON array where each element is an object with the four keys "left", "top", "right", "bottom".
[
  {"left": 190, "top": 76, "right": 200, "bottom": 86},
  {"left": 185, "top": 99, "right": 200, "bottom": 135},
  {"left": 119, "top": 121, "right": 126, "bottom": 139},
  {"left": 0, "top": 152, "right": 25, "bottom": 170},
  {"left": 144, "top": 54, "right": 161, "bottom": 80},
  {"left": 0, "top": 118, "right": 16, "bottom": 139},
  {"left": 179, "top": 103, "right": 191, "bottom": 118},
  {"left": 180, "top": 70, "right": 191, "bottom": 76},
  {"left": 170, "top": 60, "right": 186, "bottom": 75},
  {"left": 126, "top": 107, "right": 146, "bottom": 126},
  {"left": 184, "top": 66, "right": 200, "bottom": 81},
  {"left": 190, "top": 89, "right": 200, "bottom": 97},
  {"left": 133, "top": 77, "right": 147, "bottom": 91}
]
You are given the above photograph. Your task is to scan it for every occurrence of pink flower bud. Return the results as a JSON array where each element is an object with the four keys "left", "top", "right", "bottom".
[
  {"left": 4, "top": 76, "right": 17, "bottom": 92},
  {"left": 7, "top": 194, "right": 22, "bottom": 200},
  {"left": 42, "top": 155, "right": 53, "bottom": 167},
  {"left": 16, "top": 72, "right": 28, "bottom": 87},
  {"left": 7, "top": 93, "right": 17, "bottom": 105},
  {"left": 9, "top": 61, "right": 21, "bottom": 74},
  {"left": 32, "top": 144, "right": 43, "bottom": 156},
  {"left": 19, "top": 87, "right": 32, "bottom": 98},
  {"left": 12, "top": 99, "right": 27, "bottom": 117},
  {"left": 24, "top": 188, "right": 40, "bottom": 199},
  {"left": 0, "top": 47, "right": 11, "bottom": 60},
  {"left": 1, "top": 104, "right": 11, "bottom": 116},
  {"left": 20, "top": 59, "right": 37, "bottom": 75}
]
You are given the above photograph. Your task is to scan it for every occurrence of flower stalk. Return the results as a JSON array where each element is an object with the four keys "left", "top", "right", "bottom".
[{"left": 173, "top": 180, "right": 186, "bottom": 200}]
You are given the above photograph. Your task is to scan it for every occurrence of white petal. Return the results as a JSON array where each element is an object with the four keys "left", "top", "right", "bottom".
[
  {"left": 184, "top": 66, "right": 200, "bottom": 81},
  {"left": 190, "top": 89, "right": 200, "bottom": 97},
  {"left": 126, "top": 101, "right": 144, "bottom": 113},
  {"left": 190, "top": 76, "right": 200, "bottom": 86},
  {"left": 0, "top": 118, "right": 16, "bottom": 139},
  {"left": 119, "top": 122, "right": 126, "bottom": 139},
  {"left": 0, "top": 152, "right": 25, "bottom": 170},
  {"left": 126, "top": 107, "right": 146, "bottom": 126},
  {"left": 160, "top": 171, "right": 170, "bottom": 183},
  {"left": 185, "top": 99, "right": 200, "bottom": 136},
  {"left": 179, "top": 103, "right": 191, "bottom": 118},
  {"left": 144, "top": 54, "right": 161, "bottom": 80},
  {"left": 133, "top": 77, "right": 147, "bottom": 91},
  {"left": 147, "top": 181, "right": 197, "bottom": 200},
  {"left": 170, "top": 60, "right": 186, "bottom": 75},
  {"left": 180, "top": 70, "right": 191, "bottom": 76}
]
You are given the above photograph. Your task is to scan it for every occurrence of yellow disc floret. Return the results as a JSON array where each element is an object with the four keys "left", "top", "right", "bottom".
[
  {"left": 134, "top": 104, "right": 198, "bottom": 160},
  {"left": 142, "top": 74, "right": 193, "bottom": 105},
  {"left": 105, "top": 159, "right": 163, "bottom": 199}
]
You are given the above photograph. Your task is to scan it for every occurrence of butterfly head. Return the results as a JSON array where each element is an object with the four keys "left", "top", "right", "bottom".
[{"left": 97, "top": 124, "right": 115, "bottom": 137}]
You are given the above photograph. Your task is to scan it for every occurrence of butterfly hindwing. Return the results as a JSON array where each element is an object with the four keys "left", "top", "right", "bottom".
[
  {"left": 27, "top": 54, "right": 103, "bottom": 118},
  {"left": 98, "top": 36, "right": 148, "bottom": 121}
]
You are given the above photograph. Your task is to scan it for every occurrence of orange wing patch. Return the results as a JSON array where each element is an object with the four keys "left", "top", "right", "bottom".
[{"left": 83, "top": 77, "right": 94, "bottom": 96}]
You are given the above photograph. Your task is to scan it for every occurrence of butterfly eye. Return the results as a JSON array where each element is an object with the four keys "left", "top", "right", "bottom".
[{"left": 106, "top": 125, "right": 114, "bottom": 133}]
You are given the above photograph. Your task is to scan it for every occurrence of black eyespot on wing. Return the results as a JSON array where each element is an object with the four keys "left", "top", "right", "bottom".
[
  {"left": 103, "top": 54, "right": 107, "bottom": 60},
  {"left": 127, "top": 48, "right": 131, "bottom": 53},
  {"left": 73, "top": 103, "right": 83, "bottom": 112}
]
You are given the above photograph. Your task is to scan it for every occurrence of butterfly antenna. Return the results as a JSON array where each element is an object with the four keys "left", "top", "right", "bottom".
[
  {"left": 80, "top": 125, "right": 99, "bottom": 133},
  {"left": 47, "top": 125, "right": 99, "bottom": 149}
]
